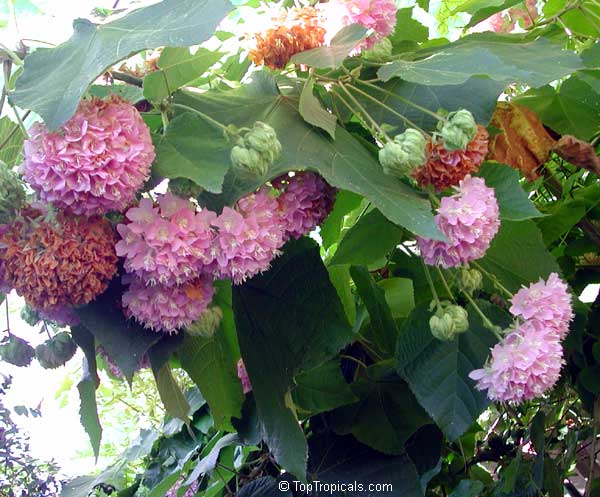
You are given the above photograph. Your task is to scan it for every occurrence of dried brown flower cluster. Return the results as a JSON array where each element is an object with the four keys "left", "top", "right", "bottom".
[
  {"left": 0, "top": 209, "right": 118, "bottom": 309},
  {"left": 414, "top": 125, "right": 489, "bottom": 191},
  {"left": 249, "top": 6, "right": 326, "bottom": 69}
]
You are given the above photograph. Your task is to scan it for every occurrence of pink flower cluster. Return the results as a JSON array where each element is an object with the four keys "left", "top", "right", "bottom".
[
  {"left": 417, "top": 176, "right": 500, "bottom": 268},
  {"left": 117, "top": 173, "right": 335, "bottom": 332},
  {"left": 237, "top": 358, "right": 253, "bottom": 394},
  {"left": 21, "top": 96, "right": 155, "bottom": 215},
  {"left": 116, "top": 193, "right": 216, "bottom": 286},
  {"left": 275, "top": 172, "right": 337, "bottom": 241},
  {"left": 122, "top": 277, "right": 215, "bottom": 334},
  {"left": 166, "top": 476, "right": 199, "bottom": 497},
  {"left": 470, "top": 272, "right": 573, "bottom": 403},
  {"left": 320, "top": 0, "right": 397, "bottom": 48}
]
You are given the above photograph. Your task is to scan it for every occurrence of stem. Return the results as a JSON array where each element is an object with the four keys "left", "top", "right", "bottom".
[
  {"left": 110, "top": 70, "right": 143, "bottom": 87},
  {"left": 471, "top": 261, "right": 513, "bottom": 299},
  {"left": 462, "top": 290, "right": 503, "bottom": 340},
  {"left": 422, "top": 259, "right": 441, "bottom": 308},
  {"left": 341, "top": 354, "right": 368, "bottom": 370},
  {"left": 346, "top": 82, "right": 429, "bottom": 136},
  {"left": 160, "top": 108, "right": 169, "bottom": 135},
  {"left": 10, "top": 104, "right": 29, "bottom": 139},
  {"left": 171, "top": 103, "right": 233, "bottom": 137},
  {"left": 337, "top": 81, "right": 391, "bottom": 141},
  {"left": 356, "top": 79, "right": 445, "bottom": 122},
  {"left": 436, "top": 267, "right": 456, "bottom": 303}
]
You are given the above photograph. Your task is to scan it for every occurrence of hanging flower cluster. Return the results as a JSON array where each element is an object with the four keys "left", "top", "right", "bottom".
[
  {"left": 470, "top": 272, "right": 573, "bottom": 403},
  {"left": 249, "top": 6, "right": 326, "bottom": 69},
  {"left": 0, "top": 209, "right": 118, "bottom": 310},
  {"left": 274, "top": 172, "right": 337, "bottom": 241},
  {"left": 414, "top": 125, "right": 489, "bottom": 191},
  {"left": 237, "top": 358, "right": 253, "bottom": 394},
  {"left": 21, "top": 96, "right": 155, "bottom": 215},
  {"left": 117, "top": 173, "right": 335, "bottom": 332},
  {"left": 417, "top": 176, "right": 500, "bottom": 268}
]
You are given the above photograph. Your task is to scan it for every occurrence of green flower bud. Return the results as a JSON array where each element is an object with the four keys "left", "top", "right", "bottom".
[
  {"left": 20, "top": 304, "right": 41, "bottom": 327},
  {"left": 186, "top": 306, "right": 223, "bottom": 338},
  {"left": 439, "top": 109, "right": 477, "bottom": 151},
  {"left": 0, "top": 335, "right": 35, "bottom": 367},
  {"left": 35, "top": 331, "right": 77, "bottom": 369},
  {"left": 231, "top": 142, "right": 270, "bottom": 177},
  {"left": 429, "top": 302, "right": 469, "bottom": 341},
  {"left": 0, "top": 162, "right": 25, "bottom": 224},
  {"left": 363, "top": 38, "right": 393, "bottom": 62},
  {"left": 245, "top": 121, "right": 281, "bottom": 157},
  {"left": 458, "top": 267, "right": 483, "bottom": 294},
  {"left": 169, "top": 178, "right": 204, "bottom": 199},
  {"left": 379, "top": 128, "right": 427, "bottom": 177}
]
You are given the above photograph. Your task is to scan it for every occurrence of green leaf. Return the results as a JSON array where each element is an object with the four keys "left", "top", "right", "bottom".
[
  {"left": 232, "top": 238, "right": 353, "bottom": 479},
  {"left": 328, "top": 265, "right": 357, "bottom": 325},
  {"left": 11, "top": 0, "right": 233, "bottom": 129},
  {"left": 477, "top": 163, "right": 542, "bottom": 221},
  {"left": 378, "top": 35, "right": 582, "bottom": 87},
  {"left": 150, "top": 359, "right": 190, "bottom": 423},
  {"left": 461, "top": 0, "right": 522, "bottom": 28},
  {"left": 290, "top": 24, "right": 368, "bottom": 69},
  {"left": 330, "top": 209, "right": 405, "bottom": 266},
  {"left": 537, "top": 198, "right": 586, "bottom": 245},
  {"left": 182, "top": 73, "right": 442, "bottom": 239},
  {"left": 237, "top": 477, "right": 291, "bottom": 497},
  {"left": 396, "top": 302, "right": 510, "bottom": 440},
  {"left": 71, "top": 326, "right": 99, "bottom": 386},
  {"left": 478, "top": 220, "right": 560, "bottom": 293},
  {"left": 77, "top": 285, "right": 162, "bottom": 384},
  {"left": 299, "top": 77, "right": 337, "bottom": 139},
  {"left": 320, "top": 190, "right": 363, "bottom": 250},
  {"left": 351, "top": 266, "right": 399, "bottom": 355},
  {"left": 378, "top": 277, "right": 415, "bottom": 319},
  {"left": 449, "top": 479, "right": 485, "bottom": 497},
  {"left": 186, "top": 433, "right": 241, "bottom": 483},
  {"left": 60, "top": 462, "right": 126, "bottom": 497},
  {"left": 293, "top": 359, "right": 358, "bottom": 415},
  {"left": 178, "top": 328, "right": 244, "bottom": 431},
  {"left": 153, "top": 112, "right": 231, "bottom": 193},
  {"left": 332, "top": 362, "right": 432, "bottom": 454},
  {"left": 77, "top": 377, "right": 102, "bottom": 460},
  {"left": 308, "top": 432, "right": 424, "bottom": 497},
  {"left": 143, "top": 47, "right": 223, "bottom": 102},
  {"left": 358, "top": 77, "right": 505, "bottom": 134},
  {"left": 0, "top": 116, "right": 24, "bottom": 167},
  {"left": 390, "top": 8, "right": 429, "bottom": 43},
  {"left": 516, "top": 75, "right": 600, "bottom": 141},
  {"left": 88, "top": 84, "right": 144, "bottom": 102}
]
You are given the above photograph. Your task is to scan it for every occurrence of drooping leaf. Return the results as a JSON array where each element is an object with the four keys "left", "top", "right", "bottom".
[
  {"left": 396, "top": 302, "right": 511, "bottom": 440},
  {"left": 477, "top": 162, "right": 542, "bottom": 220},
  {"left": 308, "top": 432, "right": 424, "bottom": 497},
  {"left": 77, "top": 376, "right": 102, "bottom": 460},
  {"left": 350, "top": 266, "right": 399, "bottom": 355},
  {"left": 291, "top": 24, "right": 368, "bottom": 69},
  {"left": 60, "top": 461, "right": 126, "bottom": 497},
  {"left": 88, "top": 84, "right": 144, "bottom": 102},
  {"left": 320, "top": 191, "right": 364, "bottom": 250},
  {"left": 0, "top": 116, "right": 24, "bottom": 166},
  {"left": 537, "top": 198, "right": 586, "bottom": 245},
  {"left": 77, "top": 285, "right": 162, "bottom": 384},
  {"left": 149, "top": 356, "right": 190, "bottom": 424},
  {"left": 153, "top": 112, "right": 231, "bottom": 193},
  {"left": 332, "top": 361, "right": 432, "bottom": 454},
  {"left": 478, "top": 220, "right": 561, "bottom": 293},
  {"left": 299, "top": 77, "right": 337, "bottom": 139},
  {"left": 293, "top": 359, "right": 358, "bottom": 415},
  {"left": 486, "top": 102, "right": 556, "bottom": 180},
  {"left": 358, "top": 77, "right": 505, "bottom": 134},
  {"left": 11, "top": 0, "right": 233, "bottom": 129},
  {"left": 378, "top": 35, "right": 582, "bottom": 87},
  {"left": 516, "top": 75, "right": 600, "bottom": 141},
  {"left": 143, "top": 47, "right": 223, "bottom": 102},
  {"left": 460, "top": 0, "right": 522, "bottom": 28},
  {"left": 181, "top": 72, "right": 443, "bottom": 239},
  {"left": 390, "top": 8, "right": 429, "bottom": 43},
  {"left": 178, "top": 325, "right": 244, "bottom": 431},
  {"left": 378, "top": 277, "right": 415, "bottom": 319},
  {"left": 330, "top": 209, "right": 405, "bottom": 266},
  {"left": 328, "top": 265, "right": 357, "bottom": 326},
  {"left": 233, "top": 237, "right": 353, "bottom": 479},
  {"left": 185, "top": 433, "right": 241, "bottom": 483},
  {"left": 71, "top": 326, "right": 99, "bottom": 386}
]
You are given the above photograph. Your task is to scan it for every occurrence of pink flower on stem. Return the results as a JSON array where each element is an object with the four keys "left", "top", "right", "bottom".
[
  {"left": 417, "top": 176, "right": 500, "bottom": 268},
  {"left": 21, "top": 96, "right": 155, "bottom": 215},
  {"left": 510, "top": 272, "right": 573, "bottom": 339}
]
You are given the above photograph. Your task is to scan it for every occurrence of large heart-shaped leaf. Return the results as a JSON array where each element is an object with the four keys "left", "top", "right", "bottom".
[
  {"left": 396, "top": 302, "right": 510, "bottom": 440},
  {"left": 11, "top": 0, "right": 232, "bottom": 129},
  {"left": 233, "top": 238, "right": 353, "bottom": 479},
  {"left": 378, "top": 35, "right": 582, "bottom": 87}
]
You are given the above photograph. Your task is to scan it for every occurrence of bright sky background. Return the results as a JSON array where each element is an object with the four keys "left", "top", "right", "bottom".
[{"left": 0, "top": 0, "right": 598, "bottom": 483}]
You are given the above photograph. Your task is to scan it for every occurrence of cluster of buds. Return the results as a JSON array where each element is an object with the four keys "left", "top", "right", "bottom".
[
  {"left": 231, "top": 122, "right": 282, "bottom": 176},
  {"left": 35, "top": 332, "right": 77, "bottom": 369},
  {"left": 0, "top": 162, "right": 25, "bottom": 224},
  {"left": 0, "top": 335, "right": 35, "bottom": 367},
  {"left": 429, "top": 302, "right": 469, "bottom": 341},
  {"left": 379, "top": 129, "right": 427, "bottom": 178},
  {"left": 438, "top": 109, "right": 478, "bottom": 151}
]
